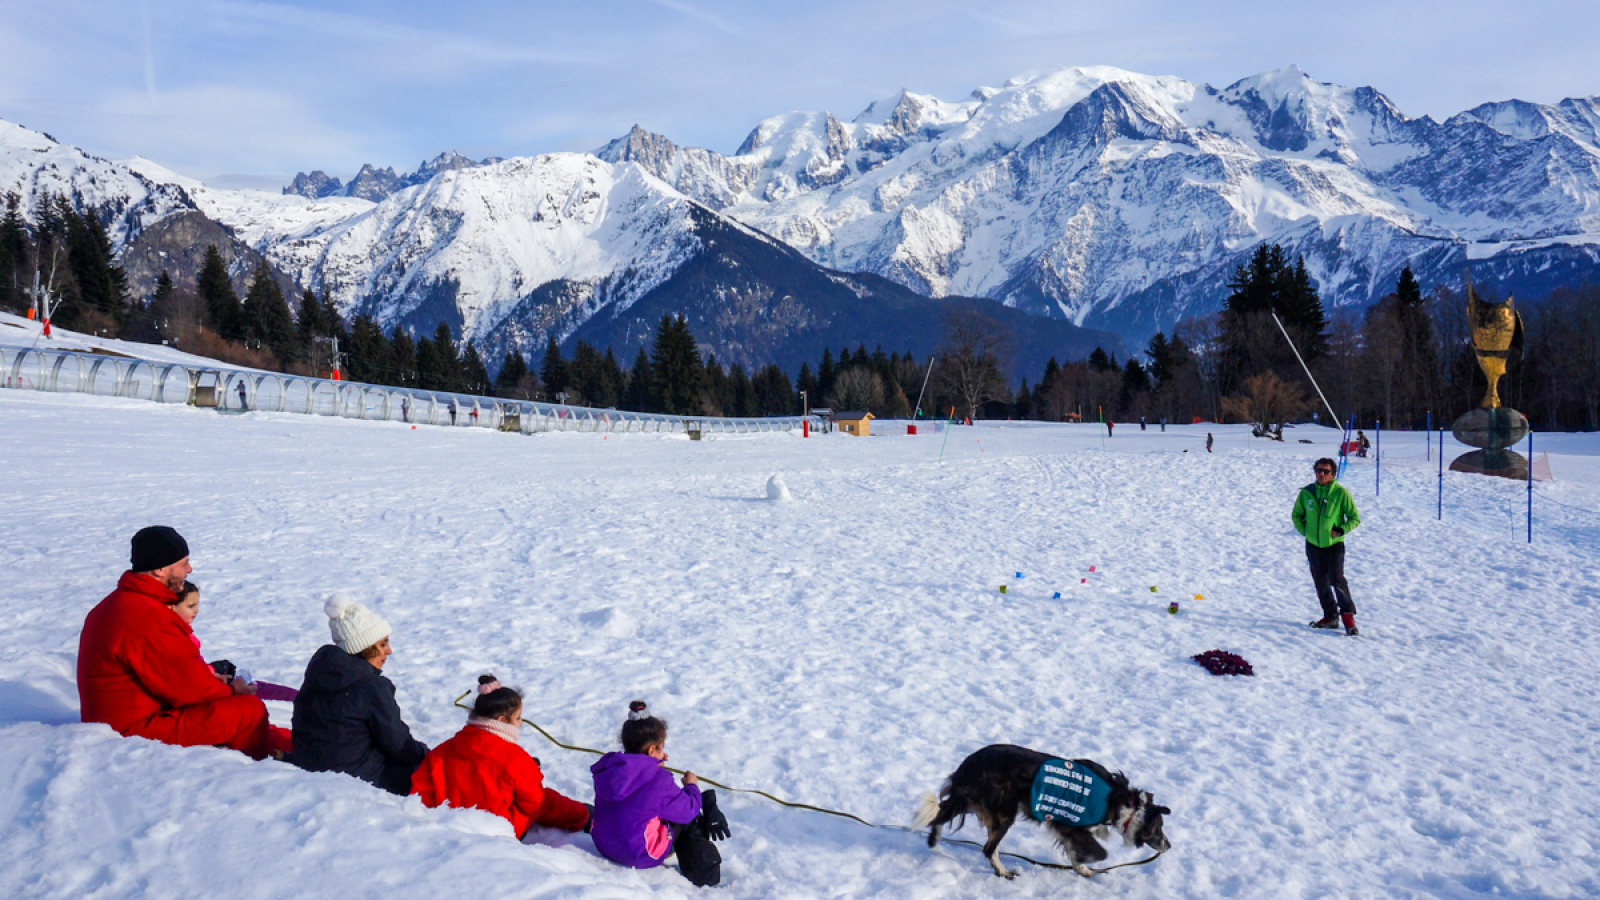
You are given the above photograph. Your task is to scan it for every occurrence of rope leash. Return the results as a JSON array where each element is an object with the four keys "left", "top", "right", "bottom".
[{"left": 452, "top": 693, "right": 1164, "bottom": 876}]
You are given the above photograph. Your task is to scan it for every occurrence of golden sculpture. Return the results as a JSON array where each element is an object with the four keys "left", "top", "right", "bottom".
[{"left": 1465, "top": 272, "right": 1524, "bottom": 409}]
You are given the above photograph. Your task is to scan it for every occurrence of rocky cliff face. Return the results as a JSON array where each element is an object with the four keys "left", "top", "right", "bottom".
[
  {"left": 119, "top": 210, "right": 298, "bottom": 303},
  {"left": 282, "top": 151, "right": 501, "bottom": 200}
]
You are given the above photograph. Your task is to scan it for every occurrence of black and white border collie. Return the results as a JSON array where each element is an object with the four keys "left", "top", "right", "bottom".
[{"left": 916, "top": 744, "right": 1171, "bottom": 878}]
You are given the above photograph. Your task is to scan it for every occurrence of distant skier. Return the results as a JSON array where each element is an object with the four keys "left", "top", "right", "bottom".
[
  {"left": 449, "top": 401, "right": 458, "bottom": 426},
  {"left": 236, "top": 380, "right": 248, "bottom": 410},
  {"left": 400, "top": 397, "right": 410, "bottom": 423},
  {"left": 1160, "top": 416, "right": 1166, "bottom": 432},
  {"left": 1293, "top": 458, "right": 1363, "bottom": 636},
  {"left": 1206, "top": 433, "right": 1213, "bottom": 453},
  {"left": 1140, "top": 416, "right": 1146, "bottom": 431},
  {"left": 1357, "top": 431, "right": 1370, "bottom": 458},
  {"left": 1106, "top": 420, "right": 1114, "bottom": 437}
]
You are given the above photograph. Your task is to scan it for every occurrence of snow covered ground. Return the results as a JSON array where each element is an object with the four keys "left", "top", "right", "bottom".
[{"left": 1, "top": 385, "right": 1596, "bottom": 899}]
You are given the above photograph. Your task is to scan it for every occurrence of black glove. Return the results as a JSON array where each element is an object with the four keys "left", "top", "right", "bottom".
[
  {"left": 210, "top": 659, "right": 237, "bottom": 677},
  {"left": 700, "top": 789, "right": 730, "bottom": 841},
  {"left": 1331, "top": 526, "right": 1344, "bottom": 537},
  {"left": 582, "top": 803, "right": 594, "bottom": 834}
]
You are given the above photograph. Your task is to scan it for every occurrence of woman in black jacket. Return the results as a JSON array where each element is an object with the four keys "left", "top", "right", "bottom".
[{"left": 291, "top": 594, "right": 427, "bottom": 794}]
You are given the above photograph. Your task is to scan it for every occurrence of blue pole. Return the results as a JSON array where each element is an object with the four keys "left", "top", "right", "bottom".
[
  {"left": 1437, "top": 425, "right": 1444, "bottom": 520},
  {"left": 1375, "top": 419, "right": 1381, "bottom": 496},
  {"left": 1527, "top": 428, "right": 1533, "bottom": 544},
  {"left": 1338, "top": 414, "right": 1355, "bottom": 478}
]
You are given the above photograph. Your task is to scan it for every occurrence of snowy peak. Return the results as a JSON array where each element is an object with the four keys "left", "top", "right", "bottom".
[
  {"left": 282, "top": 151, "right": 500, "bottom": 201},
  {"left": 0, "top": 118, "right": 196, "bottom": 247},
  {"left": 597, "top": 124, "right": 762, "bottom": 210},
  {"left": 1449, "top": 97, "right": 1600, "bottom": 153},
  {"left": 1217, "top": 65, "right": 1377, "bottom": 154},
  {"left": 269, "top": 153, "right": 704, "bottom": 348},
  {"left": 1043, "top": 80, "right": 1189, "bottom": 148}
]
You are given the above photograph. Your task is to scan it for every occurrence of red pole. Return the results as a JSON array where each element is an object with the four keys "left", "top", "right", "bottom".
[{"left": 803, "top": 419, "right": 809, "bottom": 438}]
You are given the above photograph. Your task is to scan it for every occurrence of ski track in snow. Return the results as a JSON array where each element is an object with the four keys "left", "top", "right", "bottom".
[{"left": 1, "top": 390, "right": 1597, "bottom": 899}]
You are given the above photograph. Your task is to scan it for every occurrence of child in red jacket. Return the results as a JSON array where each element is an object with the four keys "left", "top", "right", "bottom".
[{"left": 412, "top": 675, "right": 591, "bottom": 838}]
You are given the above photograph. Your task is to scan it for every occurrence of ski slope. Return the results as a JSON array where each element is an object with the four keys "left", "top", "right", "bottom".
[{"left": 1, "top": 387, "right": 1596, "bottom": 899}]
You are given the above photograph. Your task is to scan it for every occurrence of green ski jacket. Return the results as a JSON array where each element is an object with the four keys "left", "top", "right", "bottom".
[{"left": 1292, "top": 480, "right": 1361, "bottom": 548}]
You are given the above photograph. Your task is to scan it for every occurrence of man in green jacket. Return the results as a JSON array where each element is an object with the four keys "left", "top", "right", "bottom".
[{"left": 1292, "top": 458, "right": 1363, "bottom": 636}]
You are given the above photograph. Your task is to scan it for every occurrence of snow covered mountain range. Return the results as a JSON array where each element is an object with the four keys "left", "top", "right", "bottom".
[
  {"left": 599, "top": 65, "right": 1600, "bottom": 340},
  {"left": 4, "top": 64, "right": 1599, "bottom": 370}
]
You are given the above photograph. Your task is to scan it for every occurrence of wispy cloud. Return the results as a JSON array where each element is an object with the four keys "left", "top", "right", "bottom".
[
  {"left": 641, "top": 0, "right": 744, "bottom": 35},
  {"left": 2, "top": 0, "right": 1597, "bottom": 182}
]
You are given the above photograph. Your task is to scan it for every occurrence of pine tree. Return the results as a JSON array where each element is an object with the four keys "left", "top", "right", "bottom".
[
  {"left": 461, "top": 343, "right": 490, "bottom": 395},
  {"left": 297, "top": 289, "right": 323, "bottom": 346},
  {"left": 241, "top": 263, "right": 297, "bottom": 362},
  {"left": 1088, "top": 347, "right": 1114, "bottom": 372},
  {"left": 1014, "top": 378, "right": 1033, "bottom": 419},
  {"left": 347, "top": 314, "right": 388, "bottom": 384},
  {"left": 1220, "top": 243, "right": 1328, "bottom": 390},
  {"left": 817, "top": 349, "right": 835, "bottom": 401},
  {"left": 728, "top": 362, "right": 753, "bottom": 417},
  {"left": 415, "top": 335, "right": 441, "bottom": 390},
  {"left": 753, "top": 364, "right": 794, "bottom": 415},
  {"left": 0, "top": 192, "right": 26, "bottom": 314},
  {"left": 625, "top": 345, "right": 654, "bottom": 412},
  {"left": 651, "top": 314, "right": 705, "bottom": 414},
  {"left": 494, "top": 350, "right": 530, "bottom": 397},
  {"left": 570, "top": 340, "right": 604, "bottom": 406},
  {"left": 602, "top": 348, "right": 625, "bottom": 408},
  {"left": 1122, "top": 357, "right": 1150, "bottom": 396},
  {"left": 67, "top": 211, "right": 126, "bottom": 325},
  {"left": 1145, "top": 333, "right": 1173, "bottom": 386},
  {"left": 540, "top": 336, "right": 569, "bottom": 399},
  {"left": 197, "top": 245, "right": 240, "bottom": 338},
  {"left": 431, "top": 322, "right": 463, "bottom": 391},
  {"left": 702, "top": 352, "right": 728, "bottom": 416},
  {"left": 152, "top": 270, "right": 174, "bottom": 305},
  {"left": 389, "top": 326, "right": 417, "bottom": 386},
  {"left": 795, "top": 363, "right": 816, "bottom": 412}
]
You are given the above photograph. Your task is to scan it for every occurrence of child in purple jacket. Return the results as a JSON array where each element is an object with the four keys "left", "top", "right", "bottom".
[{"left": 590, "top": 701, "right": 729, "bottom": 886}]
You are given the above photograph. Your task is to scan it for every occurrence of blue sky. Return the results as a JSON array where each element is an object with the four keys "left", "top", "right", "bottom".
[{"left": 2, "top": 0, "right": 1596, "bottom": 189}]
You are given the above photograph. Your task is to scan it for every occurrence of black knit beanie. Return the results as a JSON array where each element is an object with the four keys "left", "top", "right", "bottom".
[{"left": 130, "top": 526, "right": 189, "bottom": 572}]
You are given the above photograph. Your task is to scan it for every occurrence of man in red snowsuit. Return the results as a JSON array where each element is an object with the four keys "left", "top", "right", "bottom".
[{"left": 77, "top": 526, "right": 279, "bottom": 759}]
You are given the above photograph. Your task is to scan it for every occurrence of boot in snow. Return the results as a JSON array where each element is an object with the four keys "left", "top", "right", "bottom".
[
  {"left": 1310, "top": 617, "right": 1339, "bottom": 629},
  {"left": 1342, "top": 614, "right": 1360, "bottom": 636}
]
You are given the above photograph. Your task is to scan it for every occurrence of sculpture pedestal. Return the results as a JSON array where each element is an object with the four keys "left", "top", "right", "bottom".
[
  {"left": 1450, "top": 407, "right": 1530, "bottom": 480},
  {"left": 1449, "top": 449, "right": 1529, "bottom": 480}
]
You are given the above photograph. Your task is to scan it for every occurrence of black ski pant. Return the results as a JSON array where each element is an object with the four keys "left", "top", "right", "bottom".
[
  {"left": 1306, "top": 541, "right": 1356, "bottom": 618},
  {"left": 671, "top": 816, "right": 722, "bottom": 887}
]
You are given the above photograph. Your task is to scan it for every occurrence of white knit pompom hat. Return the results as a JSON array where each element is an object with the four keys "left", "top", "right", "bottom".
[{"left": 325, "top": 592, "right": 391, "bottom": 654}]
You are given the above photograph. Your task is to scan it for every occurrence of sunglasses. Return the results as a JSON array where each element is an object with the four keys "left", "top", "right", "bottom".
[{"left": 1314, "top": 468, "right": 1334, "bottom": 475}]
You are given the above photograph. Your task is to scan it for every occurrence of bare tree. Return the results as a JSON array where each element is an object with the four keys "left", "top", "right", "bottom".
[
  {"left": 825, "top": 365, "right": 886, "bottom": 412},
  {"left": 1221, "top": 371, "right": 1311, "bottom": 427},
  {"left": 934, "top": 306, "right": 1009, "bottom": 419}
]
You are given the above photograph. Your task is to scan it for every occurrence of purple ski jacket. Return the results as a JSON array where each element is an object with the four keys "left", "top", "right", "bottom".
[{"left": 590, "top": 751, "right": 702, "bottom": 869}]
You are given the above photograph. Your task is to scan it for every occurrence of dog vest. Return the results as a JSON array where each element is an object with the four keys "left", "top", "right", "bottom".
[{"left": 1029, "top": 759, "right": 1111, "bottom": 827}]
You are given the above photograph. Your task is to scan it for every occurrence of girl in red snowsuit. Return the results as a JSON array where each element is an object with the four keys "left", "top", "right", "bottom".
[{"left": 411, "top": 675, "right": 590, "bottom": 837}]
